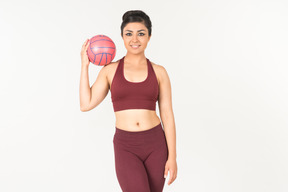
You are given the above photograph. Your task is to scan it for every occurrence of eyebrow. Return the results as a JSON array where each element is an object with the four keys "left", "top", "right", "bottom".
[{"left": 125, "top": 29, "right": 146, "bottom": 32}]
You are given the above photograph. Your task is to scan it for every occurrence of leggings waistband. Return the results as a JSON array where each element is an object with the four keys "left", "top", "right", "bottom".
[{"left": 115, "top": 122, "right": 163, "bottom": 136}]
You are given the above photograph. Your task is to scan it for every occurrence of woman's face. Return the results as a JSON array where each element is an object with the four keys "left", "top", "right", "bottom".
[{"left": 122, "top": 22, "right": 151, "bottom": 54}]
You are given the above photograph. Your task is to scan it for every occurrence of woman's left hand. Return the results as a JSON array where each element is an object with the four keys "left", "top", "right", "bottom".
[{"left": 164, "top": 158, "right": 177, "bottom": 185}]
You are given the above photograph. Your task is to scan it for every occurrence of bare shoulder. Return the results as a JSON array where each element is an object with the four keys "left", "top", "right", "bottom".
[
  {"left": 150, "top": 61, "right": 169, "bottom": 82},
  {"left": 101, "top": 59, "right": 120, "bottom": 75},
  {"left": 103, "top": 59, "right": 121, "bottom": 86},
  {"left": 104, "top": 59, "right": 120, "bottom": 69}
]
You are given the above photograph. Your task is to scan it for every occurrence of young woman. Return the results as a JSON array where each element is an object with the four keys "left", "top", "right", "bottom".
[{"left": 80, "top": 10, "right": 177, "bottom": 192}]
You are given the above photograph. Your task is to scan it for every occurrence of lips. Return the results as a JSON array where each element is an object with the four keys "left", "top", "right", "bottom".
[{"left": 131, "top": 45, "right": 140, "bottom": 49}]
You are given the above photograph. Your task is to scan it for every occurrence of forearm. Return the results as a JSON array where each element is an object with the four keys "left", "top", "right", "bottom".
[
  {"left": 79, "top": 65, "right": 91, "bottom": 110},
  {"left": 162, "top": 116, "right": 177, "bottom": 160}
]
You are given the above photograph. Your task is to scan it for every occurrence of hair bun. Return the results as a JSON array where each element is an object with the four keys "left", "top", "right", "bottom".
[{"left": 122, "top": 10, "right": 144, "bottom": 21}]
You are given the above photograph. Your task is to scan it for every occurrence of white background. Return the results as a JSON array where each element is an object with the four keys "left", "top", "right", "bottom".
[{"left": 1, "top": 0, "right": 288, "bottom": 191}]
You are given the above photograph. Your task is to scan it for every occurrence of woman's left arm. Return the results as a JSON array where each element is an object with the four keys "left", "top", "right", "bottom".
[{"left": 157, "top": 65, "right": 177, "bottom": 186}]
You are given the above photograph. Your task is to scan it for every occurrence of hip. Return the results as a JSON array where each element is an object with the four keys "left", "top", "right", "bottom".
[{"left": 113, "top": 122, "right": 166, "bottom": 146}]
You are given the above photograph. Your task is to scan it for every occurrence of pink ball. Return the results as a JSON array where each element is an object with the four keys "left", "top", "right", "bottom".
[{"left": 87, "top": 35, "right": 116, "bottom": 66}]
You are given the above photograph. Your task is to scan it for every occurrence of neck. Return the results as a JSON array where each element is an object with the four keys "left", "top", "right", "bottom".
[{"left": 124, "top": 52, "right": 147, "bottom": 65}]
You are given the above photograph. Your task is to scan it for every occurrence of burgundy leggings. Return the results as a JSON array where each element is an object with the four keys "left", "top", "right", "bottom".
[{"left": 113, "top": 122, "right": 168, "bottom": 192}]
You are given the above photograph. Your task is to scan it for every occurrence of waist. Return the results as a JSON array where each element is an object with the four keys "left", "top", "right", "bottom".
[
  {"left": 115, "top": 122, "right": 163, "bottom": 136},
  {"left": 114, "top": 110, "right": 161, "bottom": 132}
]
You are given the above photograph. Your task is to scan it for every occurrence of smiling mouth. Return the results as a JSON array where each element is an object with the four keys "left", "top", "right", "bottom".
[{"left": 131, "top": 45, "right": 141, "bottom": 49}]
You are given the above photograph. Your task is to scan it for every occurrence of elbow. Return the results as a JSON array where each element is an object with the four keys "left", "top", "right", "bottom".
[
  {"left": 80, "top": 100, "right": 92, "bottom": 112},
  {"left": 80, "top": 105, "right": 89, "bottom": 112},
  {"left": 80, "top": 101, "right": 98, "bottom": 112}
]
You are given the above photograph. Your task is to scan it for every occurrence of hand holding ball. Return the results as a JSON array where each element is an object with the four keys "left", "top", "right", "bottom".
[{"left": 87, "top": 35, "right": 116, "bottom": 66}]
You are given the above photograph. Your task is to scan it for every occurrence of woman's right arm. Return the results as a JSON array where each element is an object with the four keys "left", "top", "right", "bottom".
[{"left": 79, "top": 39, "right": 109, "bottom": 112}]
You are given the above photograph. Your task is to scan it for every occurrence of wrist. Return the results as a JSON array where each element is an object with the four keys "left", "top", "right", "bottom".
[
  {"left": 81, "top": 64, "right": 89, "bottom": 68},
  {"left": 168, "top": 155, "right": 177, "bottom": 160}
]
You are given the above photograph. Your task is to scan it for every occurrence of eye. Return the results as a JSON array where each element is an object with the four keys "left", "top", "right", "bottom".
[{"left": 125, "top": 32, "right": 145, "bottom": 36}]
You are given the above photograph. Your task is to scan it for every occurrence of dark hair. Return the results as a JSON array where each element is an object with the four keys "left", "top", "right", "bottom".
[{"left": 120, "top": 10, "right": 152, "bottom": 37}]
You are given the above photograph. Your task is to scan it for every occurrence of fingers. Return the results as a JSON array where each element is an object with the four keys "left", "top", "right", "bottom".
[
  {"left": 164, "top": 160, "right": 178, "bottom": 185},
  {"left": 167, "top": 170, "right": 177, "bottom": 185},
  {"left": 168, "top": 170, "right": 173, "bottom": 185},
  {"left": 85, "top": 39, "right": 90, "bottom": 50},
  {"left": 80, "top": 39, "right": 90, "bottom": 59},
  {"left": 83, "top": 39, "right": 89, "bottom": 46},
  {"left": 81, "top": 39, "right": 90, "bottom": 51},
  {"left": 164, "top": 166, "right": 169, "bottom": 179}
]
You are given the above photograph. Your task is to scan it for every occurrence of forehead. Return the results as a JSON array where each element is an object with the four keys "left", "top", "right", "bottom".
[{"left": 124, "top": 22, "right": 147, "bottom": 31}]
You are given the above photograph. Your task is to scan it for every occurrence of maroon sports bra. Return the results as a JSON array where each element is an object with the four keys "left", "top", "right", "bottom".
[{"left": 110, "top": 56, "right": 159, "bottom": 112}]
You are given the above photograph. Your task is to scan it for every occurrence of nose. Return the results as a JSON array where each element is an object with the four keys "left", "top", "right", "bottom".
[{"left": 132, "top": 34, "right": 139, "bottom": 42}]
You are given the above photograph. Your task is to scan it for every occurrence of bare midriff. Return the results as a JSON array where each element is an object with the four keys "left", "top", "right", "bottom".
[{"left": 114, "top": 109, "right": 161, "bottom": 132}]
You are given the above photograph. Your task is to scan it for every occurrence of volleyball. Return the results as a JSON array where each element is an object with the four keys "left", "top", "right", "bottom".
[{"left": 87, "top": 35, "right": 116, "bottom": 66}]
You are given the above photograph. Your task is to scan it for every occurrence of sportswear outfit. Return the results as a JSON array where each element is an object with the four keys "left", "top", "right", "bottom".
[{"left": 110, "top": 56, "right": 168, "bottom": 192}]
